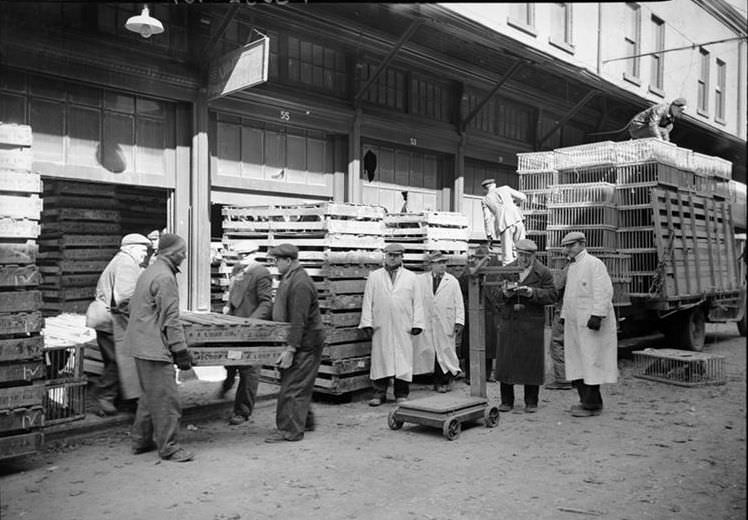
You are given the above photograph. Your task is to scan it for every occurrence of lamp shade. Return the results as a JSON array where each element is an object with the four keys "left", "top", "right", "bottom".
[{"left": 125, "top": 6, "right": 164, "bottom": 39}]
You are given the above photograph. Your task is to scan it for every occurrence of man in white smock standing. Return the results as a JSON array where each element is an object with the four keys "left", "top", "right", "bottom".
[
  {"left": 412, "top": 251, "right": 464, "bottom": 393},
  {"left": 480, "top": 179, "right": 527, "bottom": 265},
  {"left": 559, "top": 232, "right": 618, "bottom": 417},
  {"left": 359, "top": 243, "right": 425, "bottom": 406}
]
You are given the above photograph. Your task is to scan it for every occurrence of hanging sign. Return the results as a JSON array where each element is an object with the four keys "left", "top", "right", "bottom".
[{"left": 207, "top": 36, "right": 270, "bottom": 100}]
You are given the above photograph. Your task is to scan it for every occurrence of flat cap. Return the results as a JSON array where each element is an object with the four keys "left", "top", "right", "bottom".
[
  {"left": 671, "top": 97, "right": 687, "bottom": 107},
  {"left": 480, "top": 178, "right": 496, "bottom": 187},
  {"left": 515, "top": 238, "right": 538, "bottom": 253},
  {"left": 428, "top": 251, "right": 447, "bottom": 263},
  {"left": 383, "top": 243, "right": 405, "bottom": 254},
  {"left": 560, "top": 231, "right": 586, "bottom": 246},
  {"left": 121, "top": 233, "right": 151, "bottom": 247},
  {"left": 268, "top": 243, "right": 299, "bottom": 259}
]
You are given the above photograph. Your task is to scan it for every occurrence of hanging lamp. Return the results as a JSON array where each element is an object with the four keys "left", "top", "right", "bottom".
[{"left": 125, "top": 6, "right": 164, "bottom": 39}]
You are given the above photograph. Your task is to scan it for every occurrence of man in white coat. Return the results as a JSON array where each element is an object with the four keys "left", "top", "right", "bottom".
[
  {"left": 559, "top": 232, "right": 618, "bottom": 418},
  {"left": 481, "top": 179, "right": 527, "bottom": 266},
  {"left": 413, "top": 251, "right": 464, "bottom": 393},
  {"left": 360, "top": 243, "right": 425, "bottom": 406}
]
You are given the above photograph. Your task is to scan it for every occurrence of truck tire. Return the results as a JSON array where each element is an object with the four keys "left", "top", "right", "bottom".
[{"left": 680, "top": 307, "right": 706, "bottom": 351}]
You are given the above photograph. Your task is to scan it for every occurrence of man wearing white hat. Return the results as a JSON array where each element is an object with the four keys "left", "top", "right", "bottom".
[
  {"left": 480, "top": 179, "right": 527, "bottom": 266},
  {"left": 360, "top": 243, "right": 425, "bottom": 406},
  {"left": 559, "top": 232, "right": 618, "bottom": 417},
  {"left": 88, "top": 233, "right": 151, "bottom": 415},
  {"left": 412, "top": 251, "right": 465, "bottom": 393}
]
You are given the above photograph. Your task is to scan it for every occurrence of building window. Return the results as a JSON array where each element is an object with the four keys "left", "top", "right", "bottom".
[
  {"left": 697, "top": 47, "right": 710, "bottom": 115},
  {"left": 287, "top": 36, "right": 347, "bottom": 97},
  {"left": 507, "top": 3, "right": 536, "bottom": 36},
  {"left": 715, "top": 59, "right": 726, "bottom": 123},
  {"left": 549, "top": 3, "right": 574, "bottom": 52},
  {"left": 357, "top": 62, "right": 406, "bottom": 112},
  {"left": 410, "top": 75, "right": 453, "bottom": 122},
  {"left": 649, "top": 16, "right": 665, "bottom": 94},
  {"left": 623, "top": 3, "right": 641, "bottom": 83}
]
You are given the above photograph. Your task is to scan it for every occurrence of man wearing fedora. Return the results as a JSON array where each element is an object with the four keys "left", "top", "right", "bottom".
[
  {"left": 493, "top": 239, "right": 557, "bottom": 413},
  {"left": 360, "top": 243, "right": 424, "bottom": 406},
  {"left": 627, "top": 98, "right": 687, "bottom": 142},
  {"left": 480, "top": 179, "right": 527, "bottom": 266},
  {"left": 559, "top": 232, "right": 618, "bottom": 417},
  {"left": 413, "top": 251, "right": 464, "bottom": 393},
  {"left": 88, "top": 233, "right": 152, "bottom": 416}
]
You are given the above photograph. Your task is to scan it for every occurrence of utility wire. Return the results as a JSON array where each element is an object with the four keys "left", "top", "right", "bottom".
[{"left": 603, "top": 36, "right": 747, "bottom": 64}]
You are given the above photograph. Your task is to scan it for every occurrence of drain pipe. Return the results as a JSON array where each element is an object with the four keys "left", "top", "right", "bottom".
[{"left": 596, "top": 3, "right": 603, "bottom": 75}]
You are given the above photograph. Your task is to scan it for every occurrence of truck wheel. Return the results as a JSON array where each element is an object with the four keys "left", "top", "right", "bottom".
[{"left": 680, "top": 307, "right": 706, "bottom": 351}]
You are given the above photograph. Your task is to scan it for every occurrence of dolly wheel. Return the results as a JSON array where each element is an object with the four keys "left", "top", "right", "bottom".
[
  {"left": 442, "top": 418, "right": 461, "bottom": 441},
  {"left": 387, "top": 409, "right": 403, "bottom": 430},
  {"left": 484, "top": 406, "right": 500, "bottom": 428}
]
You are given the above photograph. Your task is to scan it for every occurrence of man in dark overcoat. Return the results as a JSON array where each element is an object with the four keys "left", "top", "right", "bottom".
[
  {"left": 493, "top": 239, "right": 557, "bottom": 413},
  {"left": 265, "top": 243, "right": 325, "bottom": 443}
]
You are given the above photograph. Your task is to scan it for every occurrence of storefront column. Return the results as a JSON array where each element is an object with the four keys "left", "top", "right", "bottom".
[
  {"left": 453, "top": 134, "right": 465, "bottom": 213},
  {"left": 190, "top": 94, "right": 211, "bottom": 312},
  {"left": 173, "top": 103, "right": 192, "bottom": 308},
  {"left": 347, "top": 108, "right": 362, "bottom": 203}
]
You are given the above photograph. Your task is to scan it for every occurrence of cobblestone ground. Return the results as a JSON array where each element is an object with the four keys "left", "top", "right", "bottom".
[{"left": 1, "top": 323, "right": 745, "bottom": 520}]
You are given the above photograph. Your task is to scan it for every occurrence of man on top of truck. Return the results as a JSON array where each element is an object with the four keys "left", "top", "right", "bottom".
[{"left": 627, "top": 98, "right": 687, "bottom": 142}]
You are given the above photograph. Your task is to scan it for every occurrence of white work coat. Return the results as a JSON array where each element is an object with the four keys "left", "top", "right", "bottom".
[
  {"left": 359, "top": 267, "right": 425, "bottom": 382},
  {"left": 560, "top": 250, "right": 618, "bottom": 385},
  {"left": 482, "top": 185, "right": 527, "bottom": 237},
  {"left": 412, "top": 272, "right": 465, "bottom": 376}
]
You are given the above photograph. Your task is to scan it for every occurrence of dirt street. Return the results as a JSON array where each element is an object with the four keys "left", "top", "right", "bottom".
[{"left": 1, "top": 323, "right": 745, "bottom": 520}]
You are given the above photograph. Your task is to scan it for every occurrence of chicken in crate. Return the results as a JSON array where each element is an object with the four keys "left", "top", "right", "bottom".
[
  {"left": 632, "top": 348, "right": 726, "bottom": 387},
  {"left": 43, "top": 343, "right": 87, "bottom": 425}
]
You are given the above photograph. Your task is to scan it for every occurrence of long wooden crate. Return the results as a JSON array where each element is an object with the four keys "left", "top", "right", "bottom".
[{"left": 0, "top": 431, "right": 43, "bottom": 460}]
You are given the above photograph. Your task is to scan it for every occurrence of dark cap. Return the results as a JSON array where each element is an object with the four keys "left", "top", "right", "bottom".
[
  {"left": 560, "top": 231, "right": 586, "bottom": 246},
  {"left": 671, "top": 97, "right": 687, "bottom": 107},
  {"left": 268, "top": 243, "right": 299, "bottom": 259},
  {"left": 158, "top": 233, "right": 186, "bottom": 255},
  {"left": 383, "top": 243, "right": 405, "bottom": 255},
  {"left": 515, "top": 238, "right": 538, "bottom": 253},
  {"left": 480, "top": 178, "right": 496, "bottom": 188}
]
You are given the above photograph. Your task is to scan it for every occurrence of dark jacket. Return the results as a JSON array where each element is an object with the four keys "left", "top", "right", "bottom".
[
  {"left": 272, "top": 262, "right": 324, "bottom": 351},
  {"left": 127, "top": 256, "right": 188, "bottom": 363},
  {"left": 498, "top": 259, "right": 557, "bottom": 314},
  {"left": 628, "top": 102, "right": 675, "bottom": 139},
  {"left": 228, "top": 262, "right": 273, "bottom": 320}
]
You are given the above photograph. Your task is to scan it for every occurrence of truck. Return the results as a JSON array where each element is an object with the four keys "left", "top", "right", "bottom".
[{"left": 516, "top": 138, "right": 746, "bottom": 351}]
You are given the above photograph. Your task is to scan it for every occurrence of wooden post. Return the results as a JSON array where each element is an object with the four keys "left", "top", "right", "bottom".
[
  {"left": 453, "top": 134, "right": 465, "bottom": 214},
  {"left": 173, "top": 104, "right": 192, "bottom": 309},
  {"left": 190, "top": 93, "right": 211, "bottom": 312},
  {"left": 468, "top": 273, "right": 486, "bottom": 398},
  {"left": 348, "top": 109, "right": 362, "bottom": 203}
]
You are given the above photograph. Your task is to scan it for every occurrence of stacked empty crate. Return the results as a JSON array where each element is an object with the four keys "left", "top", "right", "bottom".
[
  {"left": 222, "top": 203, "right": 386, "bottom": 397},
  {"left": 0, "top": 123, "right": 45, "bottom": 460},
  {"left": 517, "top": 151, "right": 556, "bottom": 266},
  {"left": 383, "top": 212, "right": 469, "bottom": 273},
  {"left": 38, "top": 180, "right": 121, "bottom": 315}
]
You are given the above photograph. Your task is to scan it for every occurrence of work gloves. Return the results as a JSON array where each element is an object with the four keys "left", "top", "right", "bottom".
[
  {"left": 587, "top": 316, "right": 603, "bottom": 331},
  {"left": 361, "top": 326, "right": 373, "bottom": 339},
  {"left": 410, "top": 328, "right": 423, "bottom": 336},
  {"left": 454, "top": 324, "right": 464, "bottom": 336},
  {"left": 173, "top": 349, "right": 193, "bottom": 370}
]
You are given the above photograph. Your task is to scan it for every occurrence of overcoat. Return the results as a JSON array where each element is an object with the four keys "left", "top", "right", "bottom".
[
  {"left": 560, "top": 250, "right": 618, "bottom": 385},
  {"left": 494, "top": 259, "right": 557, "bottom": 385},
  {"left": 412, "top": 272, "right": 465, "bottom": 376},
  {"left": 359, "top": 267, "right": 425, "bottom": 382}
]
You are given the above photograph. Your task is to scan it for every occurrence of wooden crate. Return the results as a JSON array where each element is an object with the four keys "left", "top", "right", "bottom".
[
  {"left": 0, "top": 431, "right": 43, "bottom": 460},
  {"left": 44, "top": 379, "right": 87, "bottom": 425},
  {"left": 189, "top": 345, "right": 287, "bottom": 366},
  {"left": 181, "top": 312, "right": 290, "bottom": 345},
  {"left": 0, "top": 406, "right": 44, "bottom": 434},
  {"left": 0, "top": 382, "right": 46, "bottom": 411},
  {"left": 0, "top": 335, "right": 44, "bottom": 363},
  {"left": 633, "top": 349, "right": 726, "bottom": 386}
]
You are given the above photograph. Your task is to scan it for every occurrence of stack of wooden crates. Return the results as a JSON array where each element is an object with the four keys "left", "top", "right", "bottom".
[
  {"left": 38, "top": 180, "right": 121, "bottom": 315},
  {"left": 382, "top": 211, "right": 470, "bottom": 273},
  {"left": 221, "top": 202, "right": 386, "bottom": 397},
  {"left": 0, "top": 123, "right": 45, "bottom": 460}
]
